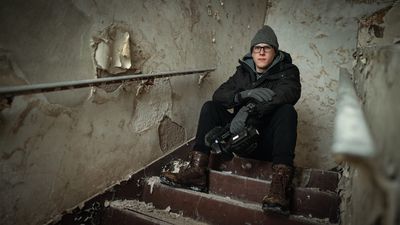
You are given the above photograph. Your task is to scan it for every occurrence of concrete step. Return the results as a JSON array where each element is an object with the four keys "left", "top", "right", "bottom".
[
  {"left": 209, "top": 170, "right": 340, "bottom": 223},
  {"left": 142, "top": 178, "right": 336, "bottom": 225},
  {"left": 102, "top": 200, "right": 208, "bottom": 225},
  {"left": 209, "top": 155, "right": 339, "bottom": 192}
]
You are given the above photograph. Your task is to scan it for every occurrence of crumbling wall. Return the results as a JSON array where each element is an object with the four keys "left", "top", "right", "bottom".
[
  {"left": 341, "top": 2, "right": 400, "bottom": 225},
  {"left": 264, "top": 0, "right": 394, "bottom": 169},
  {"left": 0, "top": 0, "right": 268, "bottom": 224}
]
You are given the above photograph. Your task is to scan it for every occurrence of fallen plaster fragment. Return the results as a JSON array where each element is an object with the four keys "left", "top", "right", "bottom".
[
  {"left": 146, "top": 176, "right": 161, "bottom": 194},
  {"left": 161, "top": 159, "right": 190, "bottom": 173},
  {"left": 241, "top": 163, "right": 252, "bottom": 170},
  {"left": 109, "top": 200, "right": 206, "bottom": 224},
  {"left": 198, "top": 72, "right": 211, "bottom": 85},
  {"left": 170, "top": 212, "right": 182, "bottom": 219}
]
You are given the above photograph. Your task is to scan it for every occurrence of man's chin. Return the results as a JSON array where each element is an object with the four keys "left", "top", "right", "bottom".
[{"left": 256, "top": 64, "right": 270, "bottom": 71}]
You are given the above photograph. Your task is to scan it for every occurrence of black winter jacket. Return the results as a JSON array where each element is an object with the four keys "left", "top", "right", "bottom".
[{"left": 212, "top": 51, "right": 301, "bottom": 117}]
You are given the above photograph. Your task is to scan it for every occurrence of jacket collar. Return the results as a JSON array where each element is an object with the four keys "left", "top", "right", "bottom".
[{"left": 238, "top": 50, "right": 290, "bottom": 76}]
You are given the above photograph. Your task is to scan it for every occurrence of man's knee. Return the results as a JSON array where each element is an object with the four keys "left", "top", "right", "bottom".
[
  {"left": 200, "top": 101, "right": 223, "bottom": 115},
  {"left": 275, "top": 104, "right": 297, "bottom": 120}
]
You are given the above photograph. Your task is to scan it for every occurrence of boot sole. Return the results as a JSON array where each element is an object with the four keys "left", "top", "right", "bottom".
[{"left": 159, "top": 176, "right": 208, "bottom": 193}]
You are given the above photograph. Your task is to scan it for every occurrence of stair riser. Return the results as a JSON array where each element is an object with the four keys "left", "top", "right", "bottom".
[
  {"left": 209, "top": 171, "right": 340, "bottom": 223},
  {"left": 142, "top": 183, "right": 324, "bottom": 225},
  {"left": 210, "top": 155, "right": 339, "bottom": 192}
]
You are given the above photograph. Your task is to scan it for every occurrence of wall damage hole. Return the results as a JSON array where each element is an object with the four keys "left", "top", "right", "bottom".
[
  {"left": 158, "top": 116, "right": 185, "bottom": 153},
  {"left": 91, "top": 24, "right": 141, "bottom": 92}
]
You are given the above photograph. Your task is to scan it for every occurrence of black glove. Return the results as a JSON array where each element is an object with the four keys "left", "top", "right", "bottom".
[
  {"left": 235, "top": 88, "right": 276, "bottom": 104},
  {"left": 230, "top": 105, "right": 250, "bottom": 134}
]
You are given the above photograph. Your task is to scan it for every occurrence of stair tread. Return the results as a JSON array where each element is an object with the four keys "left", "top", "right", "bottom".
[
  {"left": 210, "top": 169, "right": 338, "bottom": 195},
  {"left": 209, "top": 170, "right": 340, "bottom": 223},
  {"left": 142, "top": 178, "right": 337, "bottom": 225},
  {"left": 209, "top": 155, "right": 339, "bottom": 192},
  {"left": 104, "top": 199, "right": 208, "bottom": 225}
]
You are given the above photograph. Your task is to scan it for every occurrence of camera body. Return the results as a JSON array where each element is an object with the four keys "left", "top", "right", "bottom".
[{"left": 205, "top": 125, "right": 260, "bottom": 157}]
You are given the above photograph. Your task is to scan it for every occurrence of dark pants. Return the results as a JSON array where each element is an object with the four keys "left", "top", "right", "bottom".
[{"left": 193, "top": 101, "right": 297, "bottom": 166}]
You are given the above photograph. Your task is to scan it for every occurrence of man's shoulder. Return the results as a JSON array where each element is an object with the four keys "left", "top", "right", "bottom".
[{"left": 276, "top": 59, "right": 299, "bottom": 75}]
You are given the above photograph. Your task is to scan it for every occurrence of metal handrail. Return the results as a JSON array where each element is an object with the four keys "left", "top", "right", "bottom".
[{"left": 0, "top": 68, "right": 215, "bottom": 98}]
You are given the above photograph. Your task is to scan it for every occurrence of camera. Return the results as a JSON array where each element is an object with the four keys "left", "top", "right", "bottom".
[{"left": 205, "top": 125, "right": 260, "bottom": 157}]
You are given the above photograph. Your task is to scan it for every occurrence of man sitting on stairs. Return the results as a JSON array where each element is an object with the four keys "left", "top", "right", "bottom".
[{"left": 161, "top": 25, "right": 301, "bottom": 216}]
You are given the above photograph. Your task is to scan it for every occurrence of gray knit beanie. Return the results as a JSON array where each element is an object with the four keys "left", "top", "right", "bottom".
[{"left": 250, "top": 25, "right": 279, "bottom": 52}]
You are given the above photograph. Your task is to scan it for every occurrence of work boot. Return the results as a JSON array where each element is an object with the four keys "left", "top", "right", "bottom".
[
  {"left": 160, "top": 151, "right": 209, "bottom": 192},
  {"left": 262, "top": 164, "right": 293, "bottom": 215}
]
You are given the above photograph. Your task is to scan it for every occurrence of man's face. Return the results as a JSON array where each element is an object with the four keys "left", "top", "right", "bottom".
[{"left": 251, "top": 43, "right": 276, "bottom": 73}]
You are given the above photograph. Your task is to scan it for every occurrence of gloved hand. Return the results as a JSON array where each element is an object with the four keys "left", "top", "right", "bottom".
[
  {"left": 235, "top": 88, "right": 276, "bottom": 104},
  {"left": 230, "top": 105, "right": 249, "bottom": 134}
]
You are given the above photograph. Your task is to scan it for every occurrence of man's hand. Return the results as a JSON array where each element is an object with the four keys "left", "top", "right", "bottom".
[
  {"left": 235, "top": 88, "right": 276, "bottom": 104},
  {"left": 230, "top": 105, "right": 250, "bottom": 134}
]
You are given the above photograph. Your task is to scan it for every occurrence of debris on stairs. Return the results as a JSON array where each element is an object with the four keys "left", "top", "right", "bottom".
[
  {"left": 102, "top": 199, "right": 208, "bottom": 225},
  {"left": 141, "top": 177, "right": 335, "bottom": 225}
]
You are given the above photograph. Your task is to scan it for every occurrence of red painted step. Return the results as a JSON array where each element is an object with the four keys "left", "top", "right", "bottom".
[
  {"left": 209, "top": 155, "right": 339, "bottom": 192},
  {"left": 208, "top": 170, "right": 340, "bottom": 223},
  {"left": 142, "top": 179, "right": 335, "bottom": 225}
]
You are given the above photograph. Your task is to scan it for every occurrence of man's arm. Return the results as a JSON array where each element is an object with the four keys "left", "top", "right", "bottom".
[
  {"left": 212, "top": 69, "right": 243, "bottom": 109},
  {"left": 253, "top": 67, "right": 301, "bottom": 117}
]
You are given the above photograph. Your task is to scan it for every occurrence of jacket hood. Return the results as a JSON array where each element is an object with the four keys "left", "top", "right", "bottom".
[{"left": 239, "top": 50, "right": 293, "bottom": 74}]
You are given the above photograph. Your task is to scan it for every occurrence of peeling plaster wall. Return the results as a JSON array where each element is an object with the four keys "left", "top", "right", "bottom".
[
  {"left": 344, "top": 45, "right": 400, "bottom": 225},
  {"left": 0, "top": 1, "right": 267, "bottom": 224},
  {"left": 341, "top": 2, "right": 400, "bottom": 225},
  {"left": 264, "top": 0, "right": 394, "bottom": 169}
]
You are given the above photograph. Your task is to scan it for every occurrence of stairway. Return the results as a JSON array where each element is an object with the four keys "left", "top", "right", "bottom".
[{"left": 54, "top": 141, "right": 341, "bottom": 225}]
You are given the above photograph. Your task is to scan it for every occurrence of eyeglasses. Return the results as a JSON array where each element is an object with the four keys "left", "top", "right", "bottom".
[{"left": 253, "top": 45, "right": 273, "bottom": 53}]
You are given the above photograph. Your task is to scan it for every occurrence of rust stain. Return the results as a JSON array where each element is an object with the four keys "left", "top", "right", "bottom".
[
  {"left": 359, "top": 6, "right": 392, "bottom": 38},
  {"left": 359, "top": 6, "right": 392, "bottom": 27}
]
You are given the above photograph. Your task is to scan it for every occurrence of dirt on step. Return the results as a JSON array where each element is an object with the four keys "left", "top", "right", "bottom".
[{"left": 107, "top": 199, "right": 208, "bottom": 225}]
